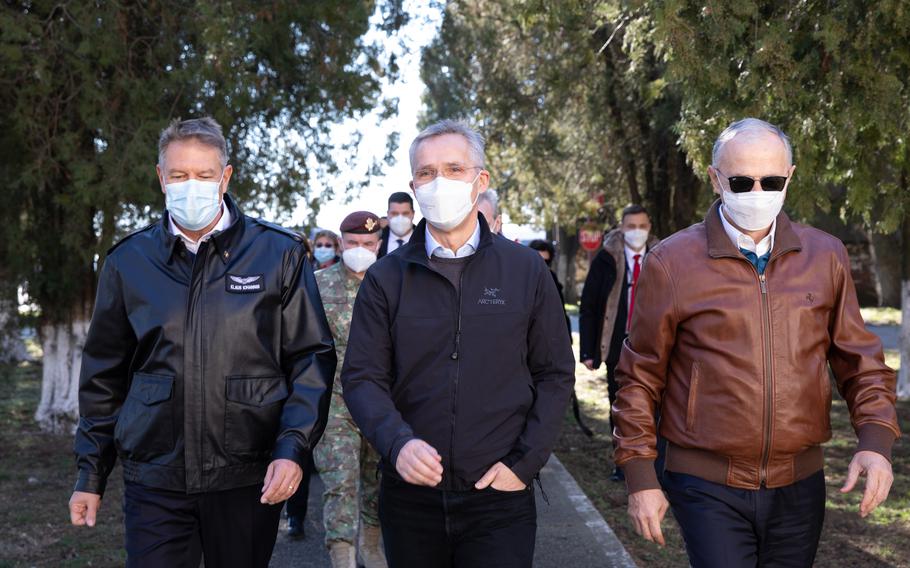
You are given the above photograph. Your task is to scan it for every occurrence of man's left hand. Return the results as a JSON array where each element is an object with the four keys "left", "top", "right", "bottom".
[
  {"left": 261, "top": 459, "right": 303, "bottom": 505},
  {"left": 474, "top": 462, "right": 526, "bottom": 492},
  {"left": 840, "top": 450, "right": 893, "bottom": 517}
]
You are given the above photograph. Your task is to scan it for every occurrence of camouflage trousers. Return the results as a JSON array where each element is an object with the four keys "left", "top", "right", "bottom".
[{"left": 313, "top": 391, "right": 381, "bottom": 546}]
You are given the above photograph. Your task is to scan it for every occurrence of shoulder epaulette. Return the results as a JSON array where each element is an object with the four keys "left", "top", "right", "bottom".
[
  {"left": 251, "top": 218, "right": 303, "bottom": 242},
  {"left": 106, "top": 222, "right": 157, "bottom": 255}
]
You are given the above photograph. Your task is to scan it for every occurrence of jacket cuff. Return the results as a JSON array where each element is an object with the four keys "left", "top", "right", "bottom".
[
  {"left": 857, "top": 423, "right": 897, "bottom": 462},
  {"left": 388, "top": 434, "right": 415, "bottom": 469},
  {"left": 272, "top": 436, "right": 307, "bottom": 467},
  {"left": 622, "top": 458, "right": 660, "bottom": 494},
  {"left": 500, "top": 452, "right": 537, "bottom": 485},
  {"left": 73, "top": 471, "right": 107, "bottom": 496}
]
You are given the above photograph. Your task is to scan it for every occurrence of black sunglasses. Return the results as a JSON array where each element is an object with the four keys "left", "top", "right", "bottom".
[{"left": 716, "top": 169, "right": 788, "bottom": 193}]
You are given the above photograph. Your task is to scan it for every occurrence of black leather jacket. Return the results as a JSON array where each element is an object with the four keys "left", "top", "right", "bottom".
[{"left": 73, "top": 195, "right": 336, "bottom": 495}]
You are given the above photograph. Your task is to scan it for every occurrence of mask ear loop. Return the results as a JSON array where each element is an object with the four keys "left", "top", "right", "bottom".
[{"left": 468, "top": 170, "right": 483, "bottom": 209}]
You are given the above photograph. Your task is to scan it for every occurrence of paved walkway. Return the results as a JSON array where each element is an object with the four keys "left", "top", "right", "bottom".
[{"left": 270, "top": 455, "right": 636, "bottom": 567}]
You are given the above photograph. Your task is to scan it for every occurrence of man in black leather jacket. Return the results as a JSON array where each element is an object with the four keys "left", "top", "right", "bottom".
[{"left": 68, "top": 117, "right": 336, "bottom": 567}]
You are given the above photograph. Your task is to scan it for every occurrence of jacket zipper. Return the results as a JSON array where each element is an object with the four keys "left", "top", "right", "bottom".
[
  {"left": 758, "top": 272, "right": 773, "bottom": 486},
  {"left": 447, "top": 268, "right": 466, "bottom": 487},
  {"left": 187, "top": 242, "right": 209, "bottom": 490}
]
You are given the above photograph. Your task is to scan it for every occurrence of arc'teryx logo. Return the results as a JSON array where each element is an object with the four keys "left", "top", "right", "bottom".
[
  {"left": 226, "top": 274, "right": 264, "bottom": 294},
  {"left": 478, "top": 287, "right": 505, "bottom": 305}
]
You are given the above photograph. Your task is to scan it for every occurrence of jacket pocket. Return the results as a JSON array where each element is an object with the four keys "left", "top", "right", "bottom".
[
  {"left": 224, "top": 375, "right": 289, "bottom": 456},
  {"left": 686, "top": 362, "right": 700, "bottom": 433},
  {"left": 817, "top": 356, "right": 832, "bottom": 414},
  {"left": 115, "top": 373, "right": 175, "bottom": 458}
]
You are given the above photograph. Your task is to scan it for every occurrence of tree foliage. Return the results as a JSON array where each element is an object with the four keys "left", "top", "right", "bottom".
[
  {"left": 0, "top": 0, "right": 406, "bottom": 324},
  {"left": 420, "top": 0, "right": 706, "bottom": 237},
  {"left": 654, "top": 0, "right": 910, "bottom": 229}
]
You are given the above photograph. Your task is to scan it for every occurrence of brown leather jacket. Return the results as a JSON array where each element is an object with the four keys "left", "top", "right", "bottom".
[{"left": 614, "top": 201, "right": 900, "bottom": 492}]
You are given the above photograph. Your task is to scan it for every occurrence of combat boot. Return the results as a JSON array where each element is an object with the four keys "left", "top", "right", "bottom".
[
  {"left": 329, "top": 541, "right": 356, "bottom": 568},
  {"left": 358, "top": 524, "right": 388, "bottom": 568}
]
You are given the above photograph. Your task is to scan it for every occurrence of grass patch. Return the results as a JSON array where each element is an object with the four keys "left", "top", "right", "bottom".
[
  {"left": 861, "top": 307, "right": 902, "bottom": 326},
  {"left": 0, "top": 361, "right": 126, "bottom": 567},
  {"left": 556, "top": 336, "right": 910, "bottom": 568}
]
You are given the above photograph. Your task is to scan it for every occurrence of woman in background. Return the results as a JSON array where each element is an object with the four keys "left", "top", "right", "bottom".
[{"left": 313, "top": 230, "right": 341, "bottom": 270}]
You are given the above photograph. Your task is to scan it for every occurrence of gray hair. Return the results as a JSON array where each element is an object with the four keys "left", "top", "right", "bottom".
[
  {"left": 409, "top": 119, "right": 486, "bottom": 172},
  {"left": 712, "top": 118, "right": 793, "bottom": 166},
  {"left": 477, "top": 188, "right": 500, "bottom": 217},
  {"left": 158, "top": 117, "right": 228, "bottom": 168}
]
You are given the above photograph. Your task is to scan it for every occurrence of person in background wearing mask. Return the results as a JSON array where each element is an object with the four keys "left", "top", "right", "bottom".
[
  {"left": 341, "top": 120, "right": 575, "bottom": 568},
  {"left": 377, "top": 192, "right": 415, "bottom": 259},
  {"left": 68, "top": 117, "right": 336, "bottom": 567},
  {"left": 615, "top": 118, "right": 899, "bottom": 566},
  {"left": 579, "top": 204, "right": 659, "bottom": 482},
  {"left": 313, "top": 211, "right": 387, "bottom": 568},
  {"left": 477, "top": 188, "right": 503, "bottom": 235},
  {"left": 313, "top": 230, "right": 342, "bottom": 270},
  {"left": 528, "top": 239, "right": 571, "bottom": 338}
]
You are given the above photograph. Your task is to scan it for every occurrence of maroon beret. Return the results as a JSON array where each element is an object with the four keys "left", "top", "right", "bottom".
[{"left": 340, "top": 211, "right": 381, "bottom": 234}]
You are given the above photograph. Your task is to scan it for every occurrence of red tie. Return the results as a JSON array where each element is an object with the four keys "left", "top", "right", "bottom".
[{"left": 627, "top": 254, "right": 642, "bottom": 331}]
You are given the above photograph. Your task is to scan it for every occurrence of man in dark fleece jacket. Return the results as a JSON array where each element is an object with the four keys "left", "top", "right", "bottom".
[{"left": 341, "top": 120, "right": 575, "bottom": 568}]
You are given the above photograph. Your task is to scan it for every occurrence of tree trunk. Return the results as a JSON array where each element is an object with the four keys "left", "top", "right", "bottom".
[
  {"left": 869, "top": 230, "right": 902, "bottom": 308},
  {"left": 898, "top": 216, "right": 910, "bottom": 400},
  {"left": 34, "top": 318, "right": 89, "bottom": 434},
  {"left": 0, "top": 288, "right": 26, "bottom": 365},
  {"left": 556, "top": 224, "right": 580, "bottom": 305}
]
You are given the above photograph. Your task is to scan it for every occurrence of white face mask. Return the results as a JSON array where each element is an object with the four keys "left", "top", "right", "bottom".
[
  {"left": 623, "top": 228, "right": 649, "bottom": 251},
  {"left": 414, "top": 172, "right": 480, "bottom": 232},
  {"left": 721, "top": 188, "right": 786, "bottom": 231},
  {"left": 388, "top": 214, "right": 413, "bottom": 237},
  {"left": 165, "top": 174, "right": 224, "bottom": 231},
  {"left": 341, "top": 246, "right": 377, "bottom": 273}
]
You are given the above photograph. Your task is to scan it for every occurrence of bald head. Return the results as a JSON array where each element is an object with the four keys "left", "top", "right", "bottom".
[
  {"left": 712, "top": 118, "right": 792, "bottom": 167},
  {"left": 709, "top": 119, "right": 795, "bottom": 198}
]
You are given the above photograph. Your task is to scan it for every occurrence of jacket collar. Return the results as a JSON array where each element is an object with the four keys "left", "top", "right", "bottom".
[
  {"left": 401, "top": 212, "right": 494, "bottom": 267},
  {"left": 161, "top": 193, "right": 246, "bottom": 264},
  {"left": 705, "top": 199, "right": 801, "bottom": 261}
]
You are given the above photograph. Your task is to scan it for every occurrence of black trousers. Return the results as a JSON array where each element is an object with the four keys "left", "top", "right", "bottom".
[
  {"left": 379, "top": 476, "right": 537, "bottom": 568},
  {"left": 285, "top": 452, "right": 315, "bottom": 519},
  {"left": 123, "top": 481, "right": 283, "bottom": 568},
  {"left": 663, "top": 470, "right": 826, "bottom": 568}
]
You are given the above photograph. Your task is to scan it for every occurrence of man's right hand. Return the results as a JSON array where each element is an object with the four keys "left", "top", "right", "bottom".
[
  {"left": 69, "top": 491, "right": 102, "bottom": 527},
  {"left": 396, "top": 439, "right": 443, "bottom": 486},
  {"left": 628, "top": 488, "right": 669, "bottom": 546},
  {"left": 583, "top": 359, "right": 596, "bottom": 371}
]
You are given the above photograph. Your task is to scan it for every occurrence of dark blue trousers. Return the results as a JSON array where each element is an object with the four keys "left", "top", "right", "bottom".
[
  {"left": 379, "top": 476, "right": 537, "bottom": 568},
  {"left": 123, "top": 481, "right": 283, "bottom": 568},
  {"left": 663, "top": 470, "right": 826, "bottom": 568}
]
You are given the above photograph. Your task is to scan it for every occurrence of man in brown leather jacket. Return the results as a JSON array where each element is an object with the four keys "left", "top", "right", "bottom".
[{"left": 612, "top": 118, "right": 900, "bottom": 568}]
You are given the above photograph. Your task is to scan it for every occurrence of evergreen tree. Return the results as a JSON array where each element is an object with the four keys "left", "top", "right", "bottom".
[{"left": 0, "top": 1, "right": 406, "bottom": 431}]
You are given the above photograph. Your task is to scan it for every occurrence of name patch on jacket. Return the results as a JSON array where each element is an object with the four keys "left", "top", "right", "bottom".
[{"left": 226, "top": 274, "right": 264, "bottom": 293}]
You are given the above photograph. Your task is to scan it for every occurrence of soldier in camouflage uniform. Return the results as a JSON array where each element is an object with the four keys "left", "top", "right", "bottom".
[{"left": 314, "top": 211, "right": 386, "bottom": 568}]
